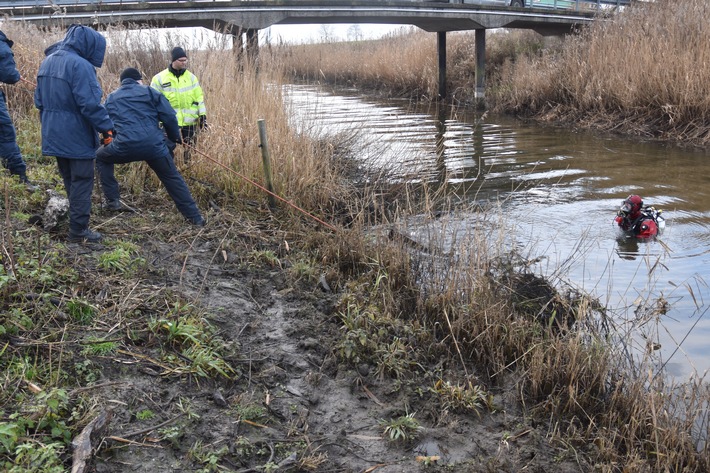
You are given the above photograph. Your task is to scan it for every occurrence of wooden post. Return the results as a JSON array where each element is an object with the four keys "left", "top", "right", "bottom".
[
  {"left": 437, "top": 31, "right": 447, "bottom": 99},
  {"left": 257, "top": 119, "right": 276, "bottom": 209}
]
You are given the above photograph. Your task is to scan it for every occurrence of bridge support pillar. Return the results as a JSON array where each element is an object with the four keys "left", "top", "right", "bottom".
[
  {"left": 231, "top": 27, "right": 244, "bottom": 61},
  {"left": 475, "top": 29, "right": 486, "bottom": 108},
  {"left": 437, "top": 31, "right": 447, "bottom": 100},
  {"left": 246, "top": 28, "right": 259, "bottom": 64}
]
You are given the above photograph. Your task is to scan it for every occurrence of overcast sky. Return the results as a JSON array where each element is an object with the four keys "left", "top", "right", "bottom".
[{"left": 262, "top": 23, "right": 405, "bottom": 44}]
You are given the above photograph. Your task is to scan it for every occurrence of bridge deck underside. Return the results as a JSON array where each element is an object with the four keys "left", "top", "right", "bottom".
[{"left": 1, "top": 1, "right": 593, "bottom": 36}]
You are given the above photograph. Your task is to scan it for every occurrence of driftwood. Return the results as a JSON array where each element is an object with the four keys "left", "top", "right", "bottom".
[{"left": 71, "top": 409, "right": 113, "bottom": 473}]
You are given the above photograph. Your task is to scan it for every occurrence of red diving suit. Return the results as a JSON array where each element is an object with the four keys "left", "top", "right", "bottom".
[{"left": 614, "top": 195, "right": 664, "bottom": 238}]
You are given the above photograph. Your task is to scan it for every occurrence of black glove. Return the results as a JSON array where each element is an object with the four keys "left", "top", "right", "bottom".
[
  {"left": 99, "top": 129, "right": 115, "bottom": 146},
  {"left": 198, "top": 115, "right": 207, "bottom": 130}
]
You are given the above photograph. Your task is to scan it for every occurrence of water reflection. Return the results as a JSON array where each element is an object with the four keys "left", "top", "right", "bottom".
[{"left": 284, "top": 84, "right": 710, "bottom": 380}]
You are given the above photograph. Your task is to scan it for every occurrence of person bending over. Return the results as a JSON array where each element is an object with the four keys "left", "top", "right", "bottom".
[{"left": 95, "top": 67, "right": 205, "bottom": 227}]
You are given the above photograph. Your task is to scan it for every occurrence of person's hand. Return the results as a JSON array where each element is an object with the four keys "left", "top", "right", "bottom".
[
  {"left": 198, "top": 115, "right": 207, "bottom": 130},
  {"left": 100, "top": 130, "right": 114, "bottom": 146},
  {"left": 174, "top": 136, "right": 183, "bottom": 145}
]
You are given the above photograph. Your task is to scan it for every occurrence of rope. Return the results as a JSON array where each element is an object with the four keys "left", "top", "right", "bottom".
[
  {"left": 183, "top": 143, "right": 339, "bottom": 233},
  {"left": 18, "top": 75, "right": 338, "bottom": 232}
]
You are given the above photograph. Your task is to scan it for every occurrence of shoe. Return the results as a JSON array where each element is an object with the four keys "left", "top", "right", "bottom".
[
  {"left": 103, "top": 199, "right": 130, "bottom": 212},
  {"left": 67, "top": 228, "right": 103, "bottom": 243},
  {"left": 190, "top": 217, "right": 206, "bottom": 227},
  {"left": 16, "top": 173, "right": 38, "bottom": 192}
]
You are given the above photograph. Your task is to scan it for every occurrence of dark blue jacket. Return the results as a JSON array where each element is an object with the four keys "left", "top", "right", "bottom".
[
  {"left": 103, "top": 78, "right": 181, "bottom": 159},
  {"left": 0, "top": 30, "right": 20, "bottom": 145},
  {"left": 34, "top": 25, "right": 113, "bottom": 159},
  {"left": 0, "top": 31, "right": 20, "bottom": 86}
]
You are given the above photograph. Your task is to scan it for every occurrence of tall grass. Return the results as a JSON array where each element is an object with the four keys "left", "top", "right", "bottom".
[
  {"left": 278, "top": 26, "right": 546, "bottom": 103},
  {"left": 3, "top": 21, "right": 346, "bottom": 214},
  {"left": 494, "top": 0, "right": 710, "bottom": 145}
]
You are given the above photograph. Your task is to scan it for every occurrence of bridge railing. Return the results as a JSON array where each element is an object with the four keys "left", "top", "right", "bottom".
[
  {"left": 0, "top": 0, "right": 632, "bottom": 7},
  {"left": 527, "top": 0, "right": 630, "bottom": 10}
]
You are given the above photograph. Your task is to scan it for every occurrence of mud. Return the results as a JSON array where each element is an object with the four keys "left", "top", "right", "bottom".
[{"left": 73, "top": 213, "right": 593, "bottom": 473}]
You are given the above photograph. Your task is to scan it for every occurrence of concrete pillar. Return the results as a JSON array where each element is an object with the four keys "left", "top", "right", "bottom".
[
  {"left": 231, "top": 27, "right": 244, "bottom": 61},
  {"left": 246, "top": 28, "right": 259, "bottom": 65},
  {"left": 437, "top": 31, "right": 447, "bottom": 100},
  {"left": 475, "top": 29, "right": 486, "bottom": 108}
]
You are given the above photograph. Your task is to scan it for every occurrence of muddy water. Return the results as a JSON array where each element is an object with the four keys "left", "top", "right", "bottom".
[{"left": 284, "top": 84, "right": 710, "bottom": 380}]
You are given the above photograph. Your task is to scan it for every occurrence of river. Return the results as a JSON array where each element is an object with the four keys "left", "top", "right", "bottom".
[{"left": 284, "top": 84, "right": 710, "bottom": 381}]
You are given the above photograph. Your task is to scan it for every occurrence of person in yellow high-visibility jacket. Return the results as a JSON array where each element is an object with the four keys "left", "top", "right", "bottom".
[{"left": 150, "top": 47, "right": 206, "bottom": 161}]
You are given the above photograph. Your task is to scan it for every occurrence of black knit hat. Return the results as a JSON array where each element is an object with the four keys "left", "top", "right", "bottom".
[
  {"left": 171, "top": 47, "right": 187, "bottom": 62},
  {"left": 119, "top": 67, "right": 142, "bottom": 82}
]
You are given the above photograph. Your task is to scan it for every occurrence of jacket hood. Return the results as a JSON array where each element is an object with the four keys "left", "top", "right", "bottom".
[
  {"left": 0, "top": 31, "right": 13, "bottom": 48},
  {"left": 60, "top": 25, "right": 106, "bottom": 68},
  {"left": 44, "top": 42, "right": 61, "bottom": 57}
]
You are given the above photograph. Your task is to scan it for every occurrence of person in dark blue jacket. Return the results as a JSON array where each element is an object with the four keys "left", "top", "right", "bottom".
[
  {"left": 34, "top": 25, "right": 114, "bottom": 243},
  {"left": 96, "top": 68, "right": 205, "bottom": 227},
  {"left": 0, "top": 30, "right": 36, "bottom": 190}
]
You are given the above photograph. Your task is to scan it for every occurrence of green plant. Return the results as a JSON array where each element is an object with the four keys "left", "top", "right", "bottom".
[
  {"left": 157, "top": 425, "right": 183, "bottom": 448},
  {"left": 1, "top": 388, "right": 73, "bottom": 470},
  {"left": 81, "top": 339, "right": 118, "bottom": 356},
  {"left": 233, "top": 436, "right": 253, "bottom": 457},
  {"left": 375, "top": 338, "right": 411, "bottom": 380},
  {"left": 0, "top": 422, "right": 22, "bottom": 455},
  {"left": 135, "top": 409, "right": 155, "bottom": 421},
  {"left": 379, "top": 412, "right": 423, "bottom": 442},
  {"left": 74, "top": 359, "right": 101, "bottom": 385},
  {"left": 7, "top": 441, "right": 65, "bottom": 472},
  {"left": 248, "top": 249, "right": 281, "bottom": 268},
  {"left": 431, "top": 379, "right": 493, "bottom": 416},
  {"left": 190, "top": 440, "right": 230, "bottom": 472},
  {"left": 179, "top": 345, "right": 236, "bottom": 379},
  {"left": 289, "top": 258, "right": 317, "bottom": 283},
  {"left": 150, "top": 317, "right": 202, "bottom": 347},
  {"left": 65, "top": 300, "right": 96, "bottom": 325},
  {"left": 233, "top": 403, "right": 266, "bottom": 423},
  {"left": 97, "top": 244, "right": 145, "bottom": 275}
]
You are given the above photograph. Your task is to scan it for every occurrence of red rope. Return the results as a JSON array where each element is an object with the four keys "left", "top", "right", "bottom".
[
  {"left": 184, "top": 143, "right": 339, "bottom": 233},
  {"left": 18, "top": 75, "right": 338, "bottom": 232}
]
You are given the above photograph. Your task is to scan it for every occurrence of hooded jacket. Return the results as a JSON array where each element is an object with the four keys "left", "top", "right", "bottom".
[
  {"left": 0, "top": 30, "right": 21, "bottom": 147},
  {"left": 34, "top": 25, "right": 113, "bottom": 159},
  {"left": 0, "top": 31, "right": 20, "bottom": 86},
  {"left": 102, "top": 78, "right": 181, "bottom": 159}
]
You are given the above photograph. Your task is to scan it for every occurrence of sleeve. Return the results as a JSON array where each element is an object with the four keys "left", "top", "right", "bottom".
[
  {"left": 150, "top": 71, "right": 164, "bottom": 93},
  {"left": 154, "top": 90, "right": 181, "bottom": 143},
  {"left": 192, "top": 72, "right": 206, "bottom": 117},
  {"left": 0, "top": 43, "right": 20, "bottom": 85},
  {"left": 34, "top": 84, "right": 42, "bottom": 112},
  {"left": 72, "top": 61, "right": 113, "bottom": 133}
]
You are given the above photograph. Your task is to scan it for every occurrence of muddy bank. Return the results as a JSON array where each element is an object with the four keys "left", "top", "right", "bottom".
[{"left": 69, "top": 212, "right": 587, "bottom": 472}]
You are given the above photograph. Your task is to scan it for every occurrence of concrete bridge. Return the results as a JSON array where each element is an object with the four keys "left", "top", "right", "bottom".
[{"left": 0, "top": 0, "right": 631, "bottom": 100}]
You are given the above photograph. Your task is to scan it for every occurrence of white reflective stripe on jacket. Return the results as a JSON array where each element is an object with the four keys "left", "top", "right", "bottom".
[{"left": 150, "top": 68, "right": 206, "bottom": 127}]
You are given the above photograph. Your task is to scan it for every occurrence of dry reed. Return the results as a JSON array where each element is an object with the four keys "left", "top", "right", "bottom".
[{"left": 494, "top": 0, "right": 710, "bottom": 146}]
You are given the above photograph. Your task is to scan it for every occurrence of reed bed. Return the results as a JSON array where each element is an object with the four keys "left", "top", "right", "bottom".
[
  {"left": 494, "top": 0, "right": 710, "bottom": 146},
  {"left": 278, "top": 26, "right": 546, "bottom": 104}
]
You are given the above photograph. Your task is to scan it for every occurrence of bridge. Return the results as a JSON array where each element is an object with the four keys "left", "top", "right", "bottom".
[{"left": 0, "top": 0, "right": 631, "bottom": 100}]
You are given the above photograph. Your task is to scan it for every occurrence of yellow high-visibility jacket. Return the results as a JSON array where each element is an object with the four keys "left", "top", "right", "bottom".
[{"left": 150, "top": 68, "right": 206, "bottom": 127}]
